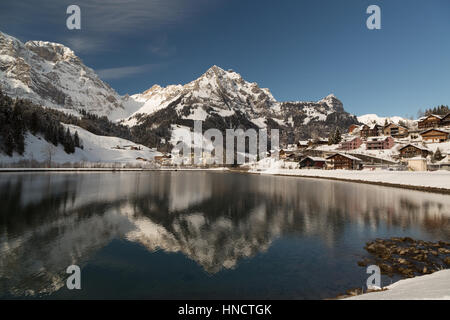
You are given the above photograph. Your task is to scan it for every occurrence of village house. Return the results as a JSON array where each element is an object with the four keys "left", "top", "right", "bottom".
[
  {"left": 299, "top": 156, "right": 326, "bottom": 169},
  {"left": 339, "top": 137, "right": 362, "bottom": 150},
  {"left": 308, "top": 138, "right": 329, "bottom": 147},
  {"left": 326, "top": 153, "right": 363, "bottom": 170},
  {"left": 398, "top": 144, "right": 430, "bottom": 158},
  {"left": 383, "top": 123, "right": 409, "bottom": 138},
  {"left": 366, "top": 136, "right": 395, "bottom": 150},
  {"left": 360, "top": 124, "right": 383, "bottom": 139},
  {"left": 417, "top": 114, "right": 442, "bottom": 129},
  {"left": 408, "top": 157, "right": 428, "bottom": 171},
  {"left": 420, "top": 129, "right": 449, "bottom": 143},
  {"left": 297, "top": 141, "right": 309, "bottom": 150},
  {"left": 348, "top": 124, "right": 359, "bottom": 134},
  {"left": 154, "top": 154, "right": 172, "bottom": 164},
  {"left": 440, "top": 113, "right": 450, "bottom": 126}
]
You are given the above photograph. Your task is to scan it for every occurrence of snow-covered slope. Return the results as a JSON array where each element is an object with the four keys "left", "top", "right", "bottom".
[
  {"left": 124, "top": 65, "right": 278, "bottom": 125},
  {"left": 0, "top": 124, "right": 160, "bottom": 165},
  {"left": 0, "top": 31, "right": 140, "bottom": 120},
  {"left": 345, "top": 269, "right": 450, "bottom": 300},
  {"left": 358, "top": 114, "right": 415, "bottom": 127}
]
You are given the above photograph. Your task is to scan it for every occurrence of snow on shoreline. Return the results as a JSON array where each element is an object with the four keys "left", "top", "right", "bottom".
[
  {"left": 345, "top": 269, "right": 450, "bottom": 300},
  {"left": 248, "top": 159, "right": 450, "bottom": 190}
]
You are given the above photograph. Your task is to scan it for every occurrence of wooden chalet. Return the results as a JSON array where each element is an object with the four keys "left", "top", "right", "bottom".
[
  {"left": 441, "top": 113, "right": 450, "bottom": 126},
  {"left": 299, "top": 156, "right": 326, "bottom": 169},
  {"left": 360, "top": 124, "right": 383, "bottom": 139},
  {"left": 398, "top": 144, "right": 430, "bottom": 158},
  {"left": 326, "top": 153, "right": 362, "bottom": 170},
  {"left": 383, "top": 123, "right": 409, "bottom": 138},
  {"left": 418, "top": 114, "right": 442, "bottom": 129},
  {"left": 419, "top": 129, "right": 449, "bottom": 143}
]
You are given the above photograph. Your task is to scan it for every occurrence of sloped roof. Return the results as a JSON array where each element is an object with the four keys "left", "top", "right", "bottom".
[
  {"left": 399, "top": 144, "right": 430, "bottom": 152},
  {"left": 419, "top": 128, "right": 450, "bottom": 135},
  {"left": 301, "top": 156, "right": 326, "bottom": 162},
  {"left": 418, "top": 114, "right": 443, "bottom": 121},
  {"left": 326, "top": 153, "right": 362, "bottom": 161}
]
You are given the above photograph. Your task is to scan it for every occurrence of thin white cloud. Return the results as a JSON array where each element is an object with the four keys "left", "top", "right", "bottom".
[
  {"left": 65, "top": 36, "right": 108, "bottom": 54},
  {"left": 148, "top": 35, "right": 177, "bottom": 57},
  {"left": 96, "top": 63, "right": 162, "bottom": 80},
  {"left": 1, "top": 0, "right": 223, "bottom": 52}
]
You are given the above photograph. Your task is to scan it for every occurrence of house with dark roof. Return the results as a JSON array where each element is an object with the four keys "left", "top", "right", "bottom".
[
  {"left": 360, "top": 124, "right": 383, "bottom": 139},
  {"left": 383, "top": 123, "right": 409, "bottom": 138},
  {"left": 299, "top": 156, "right": 326, "bottom": 169},
  {"left": 398, "top": 144, "right": 430, "bottom": 158},
  {"left": 441, "top": 113, "right": 450, "bottom": 126},
  {"left": 418, "top": 114, "right": 442, "bottom": 129},
  {"left": 326, "top": 153, "right": 363, "bottom": 170}
]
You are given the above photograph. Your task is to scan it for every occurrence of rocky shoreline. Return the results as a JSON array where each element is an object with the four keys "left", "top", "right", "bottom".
[
  {"left": 335, "top": 237, "right": 450, "bottom": 299},
  {"left": 359, "top": 237, "right": 450, "bottom": 277}
]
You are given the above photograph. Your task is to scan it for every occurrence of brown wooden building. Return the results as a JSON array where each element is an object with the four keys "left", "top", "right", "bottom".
[
  {"left": 326, "top": 153, "right": 362, "bottom": 170},
  {"left": 441, "top": 113, "right": 450, "bottom": 126},
  {"left": 299, "top": 156, "right": 326, "bottom": 169},
  {"left": 420, "top": 129, "right": 449, "bottom": 143},
  {"left": 418, "top": 115, "right": 442, "bottom": 129},
  {"left": 398, "top": 144, "right": 430, "bottom": 158},
  {"left": 383, "top": 123, "right": 409, "bottom": 138},
  {"left": 360, "top": 124, "right": 383, "bottom": 139}
]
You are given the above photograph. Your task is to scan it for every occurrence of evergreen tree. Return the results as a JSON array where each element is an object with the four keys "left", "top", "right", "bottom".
[
  {"left": 4, "top": 131, "right": 14, "bottom": 156},
  {"left": 73, "top": 131, "right": 81, "bottom": 148},
  {"left": 327, "top": 132, "right": 334, "bottom": 145},
  {"left": 64, "top": 128, "right": 75, "bottom": 154},
  {"left": 433, "top": 148, "right": 444, "bottom": 161},
  {"left": 12, "top": 102, "right": 25, "bottom": 155},
  {"left": 334, "top": 128, "right": 342, "bottom": 144},
  {"left": 30, "top": 111, "right": 39, "bottom": 135}
]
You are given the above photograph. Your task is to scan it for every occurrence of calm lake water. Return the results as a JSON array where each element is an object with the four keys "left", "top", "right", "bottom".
[{"left": 0, "top": 171, "right": 449, "bottom": 299}]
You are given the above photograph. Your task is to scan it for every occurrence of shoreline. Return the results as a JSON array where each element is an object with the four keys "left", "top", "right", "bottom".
[
  {"left": 246, "top": 169, "right": 450, "bottom": 195},
  {"left": 256, "top": 172, "right": 450, "bottom": 195},
  {"left": 2, "top": 167, "right": 450, "bottom": 195},
  {"left": 0, "top": 167, "right": 228, "bottom": 173},
  {"left": 343, "top": 269, "right": 450, "bottom": 300}
]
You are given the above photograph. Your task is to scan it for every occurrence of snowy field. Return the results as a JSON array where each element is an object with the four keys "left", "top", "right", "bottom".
[
  {"left": 249, "top": 159, "right": 450, "bottom": 190},
  {"left": 0, "top": 124, "right": 161, "bottom": 165},
  {"left": 345, "top": 269, "right": 450, "bottom": 300}
]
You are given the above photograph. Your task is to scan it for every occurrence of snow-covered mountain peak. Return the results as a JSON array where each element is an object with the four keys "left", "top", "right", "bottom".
[
  {"left": 0, "top": 30, "right": 139, "bottom": 120},
  {"left": 318, "top": 94, "right": 344, "bottom": 112},
  {"left": 24, "top": 41, "right": 77, "bottom": 63}
]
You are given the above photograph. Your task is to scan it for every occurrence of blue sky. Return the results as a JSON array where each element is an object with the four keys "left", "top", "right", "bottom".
[{"left": 1, "top": 0, "right": 450, "bottom": 117}]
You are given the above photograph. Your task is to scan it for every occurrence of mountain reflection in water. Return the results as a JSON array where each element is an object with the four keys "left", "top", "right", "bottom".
[{"left": 0, "top": 172, "right": 449, "bottom": 299}]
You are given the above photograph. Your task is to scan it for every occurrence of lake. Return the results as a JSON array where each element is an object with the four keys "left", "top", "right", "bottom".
[{"left": 0, "top": 171, "right": 449, "bottom": 299}]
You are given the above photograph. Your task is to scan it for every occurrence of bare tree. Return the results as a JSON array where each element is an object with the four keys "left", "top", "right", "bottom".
[{"left": 41, "top": 144, "right": 56, "bottom": 167}]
